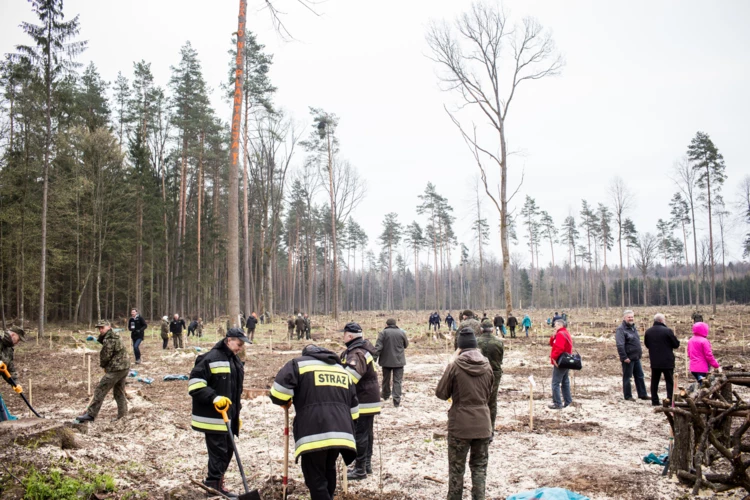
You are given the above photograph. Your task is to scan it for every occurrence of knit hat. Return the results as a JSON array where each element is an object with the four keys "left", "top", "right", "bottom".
[
  {"left": 461, "top": 309, "right": 475, "bottom": 319},
  {"left": 386, "top": 318, "right": 397, "bottom": 326},
  {"left": 480, "top": 319, "right": 494, "bottom": 332},
  {"left": 457, "top": 326, "right": 478, "bottom": 350}
]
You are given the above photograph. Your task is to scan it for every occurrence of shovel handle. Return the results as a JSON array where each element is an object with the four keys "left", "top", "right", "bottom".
[
  {"left": 214, "top": 401, "right": 231, "bottom": 423},
  {"left": 0, "top": 361, "right": 11, "bottom": 381}
]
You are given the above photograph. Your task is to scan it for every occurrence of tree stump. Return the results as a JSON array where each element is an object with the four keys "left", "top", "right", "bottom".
[{"left": 671, "top": 411, "right": 693, "bottom": 475}]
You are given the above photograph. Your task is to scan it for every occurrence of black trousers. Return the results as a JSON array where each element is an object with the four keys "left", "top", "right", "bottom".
[
  {"left": 354, "top": 415, "right": 374, "bottom": 464},
  {"left": 651, "top": 368, "right": 674, "bottom": 405},
  {"left": 162, "top": 337, "right": 169, "bottom": 349},
  {"left": 205, "top": 433, "right": 234, "bottom": 481},
  {"left": 300, "top": 449, "right": 339, "bottom": 500}
]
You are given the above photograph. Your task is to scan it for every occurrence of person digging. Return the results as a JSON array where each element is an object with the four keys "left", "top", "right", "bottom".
[
  {"left": 189, "top": 328, "right": 252, "bottom": 499},
  {"left": 76, "top": 320, "right": 129, "bottom": 423}
]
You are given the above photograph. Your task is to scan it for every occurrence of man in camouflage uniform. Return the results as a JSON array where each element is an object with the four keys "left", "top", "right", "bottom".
[
  {"left": 303, "top": 313, "right": 312, "bottom": 340},
  {"left": 0, "top": 327, "right": 25, "bottom": 380},
  {"left": 454, "top": 309, "right": 481, "bottom": 349},
  {"left": 160, "top": 316, "right": 170, "bottom": 349},
  {"left": 478, "top": 319, "right": 504, "bottom": 435},
  {"left": 76, "top": 320, "right": 130, "bottom": 422},
  {"left": 197, "top": 317, "right": 204, "bottom": 338}
]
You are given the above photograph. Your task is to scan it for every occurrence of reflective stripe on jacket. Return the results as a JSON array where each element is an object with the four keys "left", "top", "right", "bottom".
[{"left": 341, "top": 338, "right": 381, "bottom": 415}]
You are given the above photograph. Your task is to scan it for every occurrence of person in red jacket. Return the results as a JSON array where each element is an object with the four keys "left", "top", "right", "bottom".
[{"left": 549, "top": 318, "right": 573, "bottom": 410}]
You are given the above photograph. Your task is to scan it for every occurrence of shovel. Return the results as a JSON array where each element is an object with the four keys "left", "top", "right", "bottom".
[
  {"left": 214, "top": 402, "right": 261, "bottom": 500},
  {"left": 282, "top": 405, "right": 290, "bottom": 499}
]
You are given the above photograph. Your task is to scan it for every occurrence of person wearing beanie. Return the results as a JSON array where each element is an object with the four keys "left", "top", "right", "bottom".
[
  {"left": 477, "top": 319, "right": 504, "bottom": 433},
  {"left": 436, "top": 326, "right": 494, "bottom": 500},
  {"left": 374, "top": 318, "right": 409, "bottom": 408},
  {"left": 688, "top": 322, "right": 721, "bottom": 382},
  {"left": 340, "top": 322, "right": 381, "bottom": 480}
]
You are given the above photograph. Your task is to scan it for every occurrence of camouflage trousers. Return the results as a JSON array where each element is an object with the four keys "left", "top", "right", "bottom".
[
  {"left": 87, "top": 369, "right": 129, "bottom": 419},
  {"left": 447, "top": 435, "right": 490, "bottom": 500},
  {"left": 489, "top": 373, "right": 502, "bottom": 430}
]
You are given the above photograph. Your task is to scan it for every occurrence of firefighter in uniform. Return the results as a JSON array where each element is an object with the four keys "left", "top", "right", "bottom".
[
  {"left": 340, "top": 322, "right": 381, "bottom": 479},
  {"left": 188, "top": 328, "right": 250, "bottom": 498},
  {"left": 269, "top": 345, "right": 359, "bottom": 500}
]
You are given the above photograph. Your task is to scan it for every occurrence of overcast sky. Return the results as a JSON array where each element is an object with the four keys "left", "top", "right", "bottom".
[{"left": 1, "top": 0, "right": 748, "bottom": 268}]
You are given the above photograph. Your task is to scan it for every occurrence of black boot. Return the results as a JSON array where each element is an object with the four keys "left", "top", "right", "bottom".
[
  {"left": 76, "top": 413, "right": 95, "bottom": 423},
  {"left": 365, "top": 458, "right": 373, "bottom": 474},
  {"left": 203, "top": 478, "right": 238, "bottom": 499},
  {"left": 347, "top": 461, "right": 367, "bottom": 480}
]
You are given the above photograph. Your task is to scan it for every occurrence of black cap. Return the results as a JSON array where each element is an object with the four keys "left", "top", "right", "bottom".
[
  {"left": 226, "top": 328, "right": 251, "bottom": 344},
  {"left": 342, "top": 322, "right": 363, "bottom": 333}
]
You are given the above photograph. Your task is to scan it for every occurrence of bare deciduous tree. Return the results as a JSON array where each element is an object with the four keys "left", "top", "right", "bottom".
[
  {"left": 426, "top": 2, "right": 563, "bottom": 316},
  {"left": 609, "top": 177, "right": 633, "bottom": 308},
  {"left": 634, "top": 232, "right": 658, "bottom": 306},
  {"left": 673, "top": 157, "right": 700, "bottom": 306}
]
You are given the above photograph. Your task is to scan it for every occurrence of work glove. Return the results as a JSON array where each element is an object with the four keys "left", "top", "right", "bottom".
[
  {"left": 717, "top": 366, "right": 723, "bottom": 373},
  {"left": 13, "top": 384, "right": 22, "bottom": 394},
  {"left": 213, "top": 396, "right": 231, "bottom": 410}
]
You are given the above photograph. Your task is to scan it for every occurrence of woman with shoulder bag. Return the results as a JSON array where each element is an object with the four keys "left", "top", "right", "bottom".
[{"left": 549, "top": 318, "right": 573, "bottom": 410}]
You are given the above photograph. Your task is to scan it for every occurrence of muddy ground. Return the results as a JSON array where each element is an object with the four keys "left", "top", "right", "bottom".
[{"left": 1, "top": 305, "right": 749, "bottom": 499}]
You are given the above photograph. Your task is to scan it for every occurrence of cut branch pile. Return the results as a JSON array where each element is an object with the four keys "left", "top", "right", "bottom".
[{"left": 656, "top": 371, "right": 750, "bottom": 495}]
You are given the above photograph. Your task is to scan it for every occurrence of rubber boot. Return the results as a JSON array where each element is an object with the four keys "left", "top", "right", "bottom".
[
  {"left": 365, "top": 458, "right": 373, "bottom": 474},
  {"left": 76, "top": 413, "right": 95, "bottom": 423},
  {"left": 347, "top": 461, "right": 367, "bottom": 480}
]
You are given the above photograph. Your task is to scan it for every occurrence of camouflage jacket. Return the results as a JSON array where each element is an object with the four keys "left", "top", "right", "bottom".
[
  {"left": 477, "top": 332, "right": 504, "bottom": 374},
  {"left": 454, "top": 318, "right": 481, "bottom": 349},
  {"left": 160, "top": 320, "right": 170, "bottom": 339},
  {"left": 0, "top": 330, "right": 17, "bottom": 379},
  {"left": 99, "top": 329, "right": 129, "bottom": 372}
]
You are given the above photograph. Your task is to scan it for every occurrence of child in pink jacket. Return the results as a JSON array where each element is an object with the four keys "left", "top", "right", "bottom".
[{"left": 687, "top": 322, "right": 721, "bottom": 382}]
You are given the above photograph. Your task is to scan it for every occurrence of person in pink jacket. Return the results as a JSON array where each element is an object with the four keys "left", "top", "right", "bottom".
[{"left": 687, "top": 322, "right": 721, "bottom": 382}]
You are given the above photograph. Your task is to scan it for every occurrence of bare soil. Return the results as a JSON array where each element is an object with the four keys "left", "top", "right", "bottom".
[{"left": 2, "top": 305, "right": 749, "bottom": 499}]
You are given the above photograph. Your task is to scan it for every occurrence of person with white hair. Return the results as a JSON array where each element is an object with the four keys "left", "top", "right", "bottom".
[
  {"left": 644, "top": 313, "right": 680, "bottom": 406},
  {"left": 160, "top": 315, "right": 170, "bottom": 349},
  {"left": 615, "top": 310, "right": 649, "bottom": 401}
]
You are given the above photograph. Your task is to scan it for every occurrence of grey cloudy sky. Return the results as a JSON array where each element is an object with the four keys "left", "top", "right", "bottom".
[{"left": 1, "top": 0, "right": 748, "bottom": 267}]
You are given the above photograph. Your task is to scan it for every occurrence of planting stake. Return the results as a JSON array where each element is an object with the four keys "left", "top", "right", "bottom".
[{"left": 87, "top": 354, "right": 91, "bottom": 395}]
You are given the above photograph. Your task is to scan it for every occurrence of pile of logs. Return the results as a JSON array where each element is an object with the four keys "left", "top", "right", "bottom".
[{"left": 656, "top": 371, "right": 750, "bottom": 495}]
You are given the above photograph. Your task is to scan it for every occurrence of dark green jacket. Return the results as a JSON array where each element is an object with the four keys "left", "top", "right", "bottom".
[
  {"left": 477, "top": 332, "right": 504, "bottom": 375},
  {"left": 0, "top": 331, "right": 17, "bottom": 379},
  {"left": 99, "top": 329, "right": 129, "bottom": 372}
]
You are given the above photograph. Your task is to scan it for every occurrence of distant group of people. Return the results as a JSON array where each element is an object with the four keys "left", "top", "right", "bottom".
[{"left": 286, "top": 313, "right": 312, "bottom": 340}]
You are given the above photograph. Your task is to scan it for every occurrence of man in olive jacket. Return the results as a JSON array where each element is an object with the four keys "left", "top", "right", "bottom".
[
  {"left": 374, "top": 318, "right": 408, "bottom": 407},
  {"left": 644, "top": 313, "right": 680, "bottom": 406},
  {"left": 477, "top": 319, "right": 504, "bottom": 433},
  {"left": 76, "top": 320, "right": 130, "bottom": 422},
  {"left": 436, "top": 327, "right": 494, "bottom": 500}
]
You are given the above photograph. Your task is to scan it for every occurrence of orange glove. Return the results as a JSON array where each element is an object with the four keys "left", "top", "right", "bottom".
[
  {"left": 213, "top": 396, "right": 231, "bottom": 410},
  {"left": 13, "top": 384, "right": 23, "bottom": 394}
]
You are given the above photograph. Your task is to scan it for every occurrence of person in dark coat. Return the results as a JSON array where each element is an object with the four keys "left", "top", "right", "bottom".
[
  {"left": 493, "top": 314, "right": 505, "bottom": 337},
  {"left": 246, "top": 313, "right": 258, "bottom": 342},
  {"left": 446, "top": 312, "right": 455, "bottom": 331},
  {"left": 170, "top": 314, "right": 186, "bottom": 349},
  {"left": 616, "top": 310, "right": 648, "bottom": 401},
  {"left": 188, "top": 319, "right": 198, "bottom": 337},
  {"left": 188, "top": 328, "right": 250, "bottom": 498},
  {"left": 128, "top": 308, "right": 147, "bottom": 364},
  {"left": 644, "top": 313, "right": 680, "bottom": 406},
  {"left": 374, "top": 319, "right": 409, "bottom": 407},
  {"left": 507, "top": 314, "right": 518, "bottom": 338}
]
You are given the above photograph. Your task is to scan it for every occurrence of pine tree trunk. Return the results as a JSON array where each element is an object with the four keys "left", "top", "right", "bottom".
[
  {"left": 242, "top": 96, "right": 251, "bottom": 315},
  {"left": 227, "top": 0, "right": 246, "bottom": 327},
  {"left": 39, "top": 26, "right": 53, "bottom": 338},
  {"left": 197, "top": 131, "right": 204, "bottom": 317},
  {"left": 705, "top": 166, "right": 716, "bottom": 314}
]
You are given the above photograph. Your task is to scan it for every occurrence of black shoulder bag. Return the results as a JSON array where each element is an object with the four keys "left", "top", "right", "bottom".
[{"left": 557, "top": 331, "right": 582, "bottom": 370}]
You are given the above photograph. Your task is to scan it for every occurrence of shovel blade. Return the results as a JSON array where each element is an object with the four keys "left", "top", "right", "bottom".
[{"left": 238, "top": 490, "right": 261, "bottom": 500}]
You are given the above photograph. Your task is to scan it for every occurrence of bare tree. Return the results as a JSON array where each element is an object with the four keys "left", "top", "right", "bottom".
[
  {"left": 426, "top": 2, "right": 563, "bottom": 316},
  {"left": 634, "top": 232, "right": 658, "bottom": 306},
  {"left": 673, "top": 157, "right": 700, "bottom": 306},
  {"left": 609, "top": 177, "right": 633, "bottom": 308},
  {"left": 738, "top": 175, "right": 750, "bottom": 258}
]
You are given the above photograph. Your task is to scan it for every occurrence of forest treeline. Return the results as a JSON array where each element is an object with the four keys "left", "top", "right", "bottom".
[{"left": 1, "top": 1, "right": 749, "bottom": 328}]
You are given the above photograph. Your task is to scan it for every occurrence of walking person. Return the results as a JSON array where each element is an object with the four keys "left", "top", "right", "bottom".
[
  {"left": 170, "top": 314, "right": 186, "bottom": 349},
  {"left": 616, "top": 310, "right": 649, "bottom": 401},
  {"left": 287, "top": 317, "right": 295, "bottom": 341},
  {"left": 522, "top": 314, "right": 532, "bottom": 337},
  {"left": 246, "top": 313, "right": 257, "bottom": 342},
  {"left": 188, "top": 328, "right": 250, "bottom": 498},
  {"left": 160, "top": 316, "right": 169, "bottom": 349},
  {"left": 76, "top": 320, "right": 129, "bottom": 422},
  {"left": 548, "top": 318, "right": 573, "bottom": 410},
  {"left": 688, "top": 322, "right": 721, "bottom": 382},
  {"left": 644, "top": 313, "right": 680, "bottom": 405},
  {"left": 303, "top": 313, "right": 312, "bottom": 340},
  {"left": 507, "top": 313, "right": 518, "bottom": 339},
  {"left": 445, "top": 312, "right": 455, "bottom": 331},
  {"left": 188, "top": 318, "right": 198, "bottom": 337},
  {"left": 196, "top": 317, "right": 204, "bottom": 338},
  {"left": 269, "top": 345, "right": 359, "bottom": 500},
  {"left": 128, "top": 308, "right": 147, "bottom": 364},
  {"left": 340, "top": 322, "right": 381, "bottom": 480},
  {"left": 295, "top": 313, "right": 307, "bottom": 341},
  {"left": 493, "top": 313, "right": 504, "bottom": 337},
  {"left": 436, "top": 327, "right": 494, "bottom": 500},
  {"left": 375, "top": 318, "right": 408, "bottom": 408},
  {"left": 477, "top": 319, "right": 504, "bottom": 434}
]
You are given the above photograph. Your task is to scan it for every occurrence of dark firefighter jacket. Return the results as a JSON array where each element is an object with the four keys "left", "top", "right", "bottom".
[
  {"left": 341, "top": 337, "right": 381, "bottom": 416},
  {"left": 188, "top": 340, "right": 244, "bottom": 435},
  {"left": 269, "top": 345, "right": 359, "bottom": 463}
]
